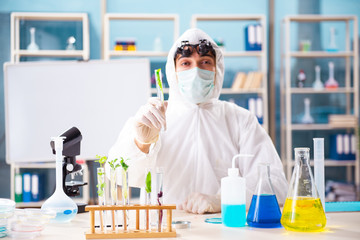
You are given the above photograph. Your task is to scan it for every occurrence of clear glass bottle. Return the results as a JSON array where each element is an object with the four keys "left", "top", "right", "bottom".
[
  {"left": 301, "top": 98, "right": 314, "bottom": 124},
  {"left": 281, "top": 148, "right": 326, "bottom": 232},
  {"left": 246, "top": 163, "right": 281, "bottom": 228},
  {"left": 27, "top": 27, "right": 39, "bottom": 51}
]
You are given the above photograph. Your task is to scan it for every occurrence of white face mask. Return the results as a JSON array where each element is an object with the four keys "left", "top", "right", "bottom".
[{"left": 177, "top": 67, "right": 215, "bottom": 104}]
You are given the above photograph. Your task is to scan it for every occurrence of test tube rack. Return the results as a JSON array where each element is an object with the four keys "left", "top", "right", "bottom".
[{"left": 85, "top": 204, "right": 177, "bottom": 239}]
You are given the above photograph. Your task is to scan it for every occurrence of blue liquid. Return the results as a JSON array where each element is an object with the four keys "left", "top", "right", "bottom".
[
  {"left": 246, "top": 194, "right": 282, "bottom": 228},
  {"left": 52, "top": 209, "right": 77, "bottom": 223},
  {"left": 221, "top": 204, "right": 246, "bottom": 227}
]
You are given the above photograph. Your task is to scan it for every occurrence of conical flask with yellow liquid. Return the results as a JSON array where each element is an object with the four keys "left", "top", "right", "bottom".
[{"left": 281, "top": 148, "right": 326, "bottom": 232}]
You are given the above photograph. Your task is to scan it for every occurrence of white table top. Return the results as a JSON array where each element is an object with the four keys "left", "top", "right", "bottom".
[{"left": 3, "top": 210, "right": 360, "bottom": 240}]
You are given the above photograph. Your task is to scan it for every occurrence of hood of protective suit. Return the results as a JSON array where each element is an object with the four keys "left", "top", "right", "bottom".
[{"left": 165, "top": 28, "right": 224, "bottom": 104}]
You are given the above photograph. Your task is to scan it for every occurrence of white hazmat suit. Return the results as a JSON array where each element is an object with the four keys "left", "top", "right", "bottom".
[{"left": 108, "top": 28, "right": 288, "bottom": 212}]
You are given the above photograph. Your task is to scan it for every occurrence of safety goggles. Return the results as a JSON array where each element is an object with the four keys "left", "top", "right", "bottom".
[{"left": 174, "top": 39, "right": 216, "bottom": 59}]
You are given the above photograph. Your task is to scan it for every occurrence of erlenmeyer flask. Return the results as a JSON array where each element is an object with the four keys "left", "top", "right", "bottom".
[
  {"left": 281, "top": 148, "right": 326, "bottom": 232},
  {"left": 246, "top": 163, "right": 282, "bottom": 228}
]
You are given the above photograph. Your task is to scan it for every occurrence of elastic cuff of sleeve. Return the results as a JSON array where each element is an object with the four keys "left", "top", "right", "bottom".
[{"left": 135, "top": 135, "right": 159, "bottom": 145}]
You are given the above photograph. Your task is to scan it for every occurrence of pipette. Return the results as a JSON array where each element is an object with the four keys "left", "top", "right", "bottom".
[
  {"left": 313, "top": 138, "right": 325, "bottom": 211},
  {"left": 154, "top": 68, "right": 166, "bottom": 130}
]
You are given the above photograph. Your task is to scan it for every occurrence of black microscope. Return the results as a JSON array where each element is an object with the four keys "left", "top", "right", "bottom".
[{"left": 50, "top": 127, "right": 88, "bottom": 212}]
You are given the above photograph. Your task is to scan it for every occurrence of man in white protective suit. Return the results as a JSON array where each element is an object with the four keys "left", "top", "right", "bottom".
[{"left": 108, "top": 28, "right": 288, "bottom": 214}]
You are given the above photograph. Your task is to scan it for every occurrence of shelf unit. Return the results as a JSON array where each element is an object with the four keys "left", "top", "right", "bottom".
[
  {"left": 103, "top": 13, "right": 179, "bottom": 60},
  {"left": 280, "top": 15, "right": 359, "bottom": 190},
  {"left": 9, "top": 12, "right": 91, "bottom": 205},
  {"left": 10, "top": 12, "right": 90, "bottom": 62},
  {"left": 191, "top": 14, "right": 268, "bottom": 132},
  {"left": 10, "top": 162, "right": 90, "bottom": 207}
]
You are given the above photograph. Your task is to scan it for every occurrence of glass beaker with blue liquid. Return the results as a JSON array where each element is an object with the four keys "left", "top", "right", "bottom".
[{"left": 246, "top": 163, "right": 282, "bottom": 228}]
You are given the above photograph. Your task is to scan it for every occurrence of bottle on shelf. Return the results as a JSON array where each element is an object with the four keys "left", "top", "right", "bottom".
[
  {"left": 324, "top": 61, "right": 339, "bottom": 89},
  {"left": 153, "top": 37, "right": 162, "bottom": 51},
  {"left": 296, "top": 69, "right": 306, "bottom": 88},
  {"left": 326, "top": 27, "right": 338, "bottom": 52},
  {"left": 301, "top": 98, "right": 314, "bottom": 124},
  {"left": 299, "top": 39, "right": 311, "bottom": 52},
  {"left": 27, "top": 27, "right": 39, "bottom": 51},
  {"left": 66, "top": 36, "right": 76, "bottom": 50},
  {"left": 312, "top": 65, "right": 324, "bottom": 90}
]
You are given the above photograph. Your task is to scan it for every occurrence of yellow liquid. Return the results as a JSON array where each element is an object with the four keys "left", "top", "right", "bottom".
[{"left": 281, "top": 197, "right": 326, "bottom": 232}]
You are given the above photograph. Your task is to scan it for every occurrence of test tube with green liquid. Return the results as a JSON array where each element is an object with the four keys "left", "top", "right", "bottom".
[
  {"left": 154, "top": 68, "right": 166, "bottom": 130},
  {"left": 154, "top": 68, "right": 164, "bottom": 102}
]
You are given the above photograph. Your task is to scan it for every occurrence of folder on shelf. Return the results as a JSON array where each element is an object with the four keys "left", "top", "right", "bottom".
[
  {"left": 247, "top": 97, "right": 263, "bottom": 124},
  {"left": 250, "top": 72, "right": 263, "bottom": 89},
  {"left": 31, "top": 173, "right": 40, "bottom": 202},
  {"left": 245, "top": 24, "right": 262, "bottom": 51},
  {"left": 330, "top": 134, "right": 356, "bottom": 161},
  {"left": 14, "top": 172, "right": 22, "bottom": 203},
  {"left": 22, "top": 173, "right": 31, "bottom": 202},
  {"left": 243, "top": 72, "right": 255, "bottom": 89},
  {"left": 247, "top": 98, "right": 256, "bottom": 115},
  {"left": 350, "top": 134, "right": 356, "bottom": 160},
  {"left": 256, "top": 97, "right": 263, "bottom": 124},
  {"left": 255, "top": 25, "right": 263, "bottom": 50},
  {"left": 231, "top": 72, "right": 246, "bottom": 90}
]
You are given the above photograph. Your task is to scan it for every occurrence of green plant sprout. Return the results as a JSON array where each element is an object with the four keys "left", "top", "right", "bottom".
[
  {"left": 120, "top": 157, "right": 129, "bottom": 171},
  {"left": 119, "top": 157, "right": 130, "bottom": 201},
  {"left": 95, "top": 155, "right": 107, "bottom": 168},
  {"left": 145, "top": 171, "right": 151, "bottom": 194},
  {"left": 108, "top": 158, "right": 120, "bottom": 171},
  {"left": 97, "top": 181, "right": 105, "bottom": 197},
  {"left": 95, "top": 155, "right": 108, "bottom": 198},
  {"left": 107, "top": 158, "right": 120, "bottom": 205}
]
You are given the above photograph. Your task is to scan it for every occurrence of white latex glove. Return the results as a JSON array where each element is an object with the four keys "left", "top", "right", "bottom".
[
  {"left": 178, "top": 193, "right": 221, "bottom": 214},
  {"left": 134, "top": 97, "right": 167, "bottom": 144}
]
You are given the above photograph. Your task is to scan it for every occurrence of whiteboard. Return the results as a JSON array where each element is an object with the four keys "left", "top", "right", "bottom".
[{"left": 4, "top": 59, "right": 150, "bottom": 163}]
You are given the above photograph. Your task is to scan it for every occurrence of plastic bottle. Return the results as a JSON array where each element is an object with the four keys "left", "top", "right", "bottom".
[
  {"left": 281, "top": 148, "right": 326, "bottom": 232},
  {"left": 246, "top": 163, "right": 282, "bottom": 228},
  {"left": 221, "top": 154, "right": 253, "bottom": 227}
]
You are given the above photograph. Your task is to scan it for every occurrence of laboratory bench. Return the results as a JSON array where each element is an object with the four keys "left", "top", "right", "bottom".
[{"left": 3, "top": 210, "right": 360, "bottom": 240}]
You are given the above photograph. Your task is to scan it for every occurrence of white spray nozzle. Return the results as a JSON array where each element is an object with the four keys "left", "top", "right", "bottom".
[
  {"left": 51, "top": 136, "right": 66, "bottom": 151},
  {"left": 229, "top": 154, "right": 254, "bottom": 177}
]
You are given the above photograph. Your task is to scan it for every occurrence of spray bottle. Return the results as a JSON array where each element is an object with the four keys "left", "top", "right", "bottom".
[{"left": 221, "top": 154, "right": 253, "bottom": 227}]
